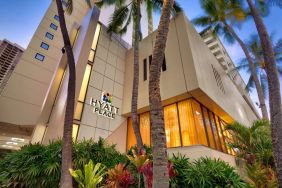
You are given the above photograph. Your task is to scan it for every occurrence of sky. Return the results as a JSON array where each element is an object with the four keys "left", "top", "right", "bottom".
[{"left": 0, "top": 0, "right": 281, "bottom": 116}]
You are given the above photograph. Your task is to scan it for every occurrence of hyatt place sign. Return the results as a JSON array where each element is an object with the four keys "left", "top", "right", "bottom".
[{"left": 90, "top": 92, "right": 119, "bottom": 119}]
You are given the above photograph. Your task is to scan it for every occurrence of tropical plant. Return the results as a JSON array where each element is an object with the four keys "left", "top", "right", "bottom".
[
  {"left": 244, "top": 0, "right": 282, "bottom": 185},
  {"left": 69, "top": 160, "right": 106, "bottom": 188},
  {"left": 105, "top": 163, "right": 135, "bottom": 188},
  {"left": 235, "top": 34, "right": 282, "bottom": 99},
  {"left": 226, "top": 120, "right": 274, "bottom": 167},
  {"left": 148, "top": 0, "right": 176, "bottom": 186},
  {"left": 0, "top": 138, "right": 127, "bottom": 188},
  {"left": 170, "top": 154, "right": 247, "bottom": 188},
  {"left": 193, "top": 0, "right": 269, "bottom": 120}
]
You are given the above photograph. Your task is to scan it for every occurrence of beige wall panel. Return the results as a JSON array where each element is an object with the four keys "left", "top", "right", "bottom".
[
  {"left": 116, "top": 57, "right": 125, "bottom": 72},
  {"left": 107, "top": 52, "right": 117, "bottom": 67},
  {"left": 96, "top": 116, "right": 110, "bottom": 130},
  {"left": 0, "top": 97, "right": 41, "bottom": 125},
  {"left": 81, "top": 104, "right": 98, "bottom": 126},
  {"left": 78, "top": 124, "right": 96, "bottom": 140},
  {"left": 106, "top": 120, "right": 127, "bottom": 153},
  {"left": 105, "top": 64, "right": 116, "bottom": 80},
  {"left": 114, "top": 69, "right": 124, "bottom": 85},
  {"left": 102, "top": 77, "right": 114, "bottom": 93},
  {"left": 93, "top": 57, "right": 106, "bottom": 74},
  {"left": 94, "top": 128, "right": 109, "bottom": 142},
  {"left": 96, "top": 45, "right": 108, "bottom": 61},
  {"left": 89, "top": 70, "right": 104, "bottom": 90},
  {"left": 14, "top": 59, "right": 53, "bottom": 85}
]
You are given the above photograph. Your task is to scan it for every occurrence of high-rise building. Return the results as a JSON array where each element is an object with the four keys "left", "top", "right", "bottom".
[
  {"left": 0, "top": 39, "right": 24, "bottom": 94},
  {"left": 0, "top": 2, "right": 259, "bottom": 168}
]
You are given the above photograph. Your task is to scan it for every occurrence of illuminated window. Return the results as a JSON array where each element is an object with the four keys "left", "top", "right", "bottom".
[
  {"left": 203, "top": 107, "right": 216, "bottom": 149},
  {"left": 73, "top": 124, "right": 79, "bottom": 141},
  {"left": 78, "top": 64, "right": 92, "bottom": 102},
  {"left": 127, "top": 118, "right": 136, "bottom": 149},
  {"left": 91, "top": 24, "right": 101, "bottom": 50},
  {"left": 74, "top": 102, "right": 83, "bottom": 120},
  {"left": 140, "top": 112, "right": 150, "bottom": 146},
  {"left": 88, "top": 50, "right": 95, "bottom": 62},
  {"left": 215, "top": 116, "right": 227, "bottom": 153},
  {"left": 178, "top": 100, "right": 199, "bottom": 146},
  {"left": 209, "top": 111, "right": 222, "bottom": 151},
  {"left": 164, "top": 104, "right": 181, "bottom": 147}
]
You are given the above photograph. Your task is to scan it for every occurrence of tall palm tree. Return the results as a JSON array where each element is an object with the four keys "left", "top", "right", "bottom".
[
  {"left": 54, "top": 0, "right": 76, "bottom": 187},
  {"left": 148, "top": 0, "right": 176, "bottom": 187},
  {"left": 107, "top": 0, "right": 181, "bottom": 151},
  {"left": 235, "top": 34, "right": 282, "bottom": 101},
  {"left": 193, "top": 0, "right": 269, "bottom": 120},
  {"left": 244, "top": 0, "right": 282, "bottom": 185}
]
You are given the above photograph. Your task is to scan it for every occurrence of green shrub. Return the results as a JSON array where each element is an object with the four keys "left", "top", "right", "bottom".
[
  {"left": 170, "top": 154, "right": 247, "bottom": 188},
  {"left": 0, "top": 138, "right": 127, "bottom": 188}
]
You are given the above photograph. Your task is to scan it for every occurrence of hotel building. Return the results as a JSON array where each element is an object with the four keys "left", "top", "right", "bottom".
[{"left": 0, "top": 2, "right": 259, "bottom": 166}]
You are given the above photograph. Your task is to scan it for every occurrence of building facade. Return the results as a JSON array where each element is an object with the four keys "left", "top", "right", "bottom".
[
  {"left": 0, "top": 39, "right": 24, "bottom": 94},
  {"left": 0, "top": 2, "right": 258, "bottom": 166}
]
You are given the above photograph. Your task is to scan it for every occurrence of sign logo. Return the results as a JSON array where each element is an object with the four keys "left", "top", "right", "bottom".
[{"left": 90, "top": 91, "right": 119, "bottom": 119}]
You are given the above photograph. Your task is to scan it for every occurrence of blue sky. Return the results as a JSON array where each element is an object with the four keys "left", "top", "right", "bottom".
[{"left": 0, "top": 0, "right": 281, "bottom": 116}]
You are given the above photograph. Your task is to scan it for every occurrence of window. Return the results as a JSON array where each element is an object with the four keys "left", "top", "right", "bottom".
[
  {"left": 164, "top": 104, "right": 181, "bottom": 147},
  {"left": 72, "top": 124, "right": 79, "bottom": 141},
  {"left": 140, "top": 112, "right": 151, "bottom": 146},
  {"left": 143, "top": 58, "right": 147, "bottom": 81},
  {"left": 50, "top": 23, "right": 58, "bottom": 31},
  {"left": 54, "top": 15, "right": 59, "bottom": 21},
  {"left": 202, "top": 107, "right": 216, "bottom": 149},
  {"left": 162, "top": 55, "right": 167, "bottom": 71},
  {"left": 74, "top": 102, "right": 83, "bottom": 120},
  {"left": 35, "top": 53, "right": 45, "bottom": 61},
  {"left": 40, "top": 42, "right": 49, "bottom": 50},
  {"left": 45, "top": 32, "right": 54, "bottom": 40},
  {"left": 78, "top": 64, "right": 92, "bottom": 102},
  {"left": 149, "top": 55, "right": 152, "bottom": 68},
  {"left": 127, "top": 118, "right": 136, "bottom": 149}
]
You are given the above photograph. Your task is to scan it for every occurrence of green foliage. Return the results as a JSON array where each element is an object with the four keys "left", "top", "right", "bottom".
[
  {"left": 170, "top": 154, "right": 247, "bottom": 188},
  {"left": 69, "top": 160, "right": 106, "bottom": 188},
  {"left": 0, "top": 138, "right": 127, "bottom": 188}
]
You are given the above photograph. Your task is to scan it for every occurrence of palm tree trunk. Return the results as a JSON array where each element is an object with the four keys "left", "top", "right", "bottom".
[
  {"left": 246, "top": 0, "right": 282, "bottom": 185},
  {"left": 131, "top": 0, "right": 144, "bottom": 151},
  {"left": 149, "top": 0, "right": 174, "bottom": 187},
  {"left": 148, "top": 9, "right": 153, "bottom": 34},
  {"left": 224, "top": 22, "right": 269, "bottom": 120},
  {"left": 55, "top": 1, "right": 75, "bottom": 188}
]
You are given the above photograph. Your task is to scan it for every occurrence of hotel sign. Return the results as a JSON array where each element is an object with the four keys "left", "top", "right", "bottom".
[{"left": 90, "top": 92, "right": 119, "bottom": 119}]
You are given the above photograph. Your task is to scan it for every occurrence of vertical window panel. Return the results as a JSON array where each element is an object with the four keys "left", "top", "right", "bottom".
[
  {"left": 220, "top": 120, "right": 233, "bottom": 154},
  {"left": 78, "top": 64, "right": 92, "bottom": 102},
  {"left": 191, "top": 100, "right": 208, "bottom": 146},
  {"left": 74, "top": 102, "right": 83, "bottom": 120},
  {"left": 215, "top": 116, "right": 227, "bottom": 153},
  {"left": 127, "top": 118, "right": 136, "bottom": 149},
  {"left": 73, "top": 124, "right": 79, "bottom": 141},
  {"left": 143, "top": 58, "right": 147, "bottom": 81},
  {"left": 140, "top": 112, "right": 150, "bottom": 146},
  {"left": 91, "top": 24, "right": 101, "bottom": 50},
  {"left": 164, "top": 104, "right": 181, "bottom": 147},
  {"left": 178, "top": 100, "right": 199, "bottom": 146},
  {"left": 202, "top": 108, "right": 216, "bottom": 149},
  {"left": 88, "top": 50, "right": 95, "bottom": 62},
  {"left": 209, "top": 111, "right": 221, "bottom": 151}
]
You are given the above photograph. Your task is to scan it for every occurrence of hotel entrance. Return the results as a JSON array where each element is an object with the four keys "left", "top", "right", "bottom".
[{"left": 127, "top": 98, "right": 235, "bottom": 155}]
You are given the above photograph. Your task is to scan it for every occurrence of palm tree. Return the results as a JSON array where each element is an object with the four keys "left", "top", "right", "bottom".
[
  {"left": 235, "top": 34, "right": 282, "bottom": 101},
  {"left": 54, "top": 0, "right": 76, "bottom": 187},
  {"left": 193, "top": 0, "right": 269, "bottom": 120},
  {"left": 244, "top": 0, "right": 282, "bottom": 185},
  {"left": 107, "top": 0, "right": 181, "bottom": 151},
  {"left": 148, "top": 0, "right": 176, "bottom": 187}
]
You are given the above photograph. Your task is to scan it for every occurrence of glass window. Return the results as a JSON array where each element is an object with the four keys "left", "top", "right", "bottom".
[
  {"left": 88, "top": 50, "right": 95, "bottom": 62},
  {"left": 127, "top": 118, "right": 136, "bottom": 149},
  {"left": 164, "top": 104, "right": 181, "bottom": 147},
  {"left": 178, "top": 100, "right": 199, "bottom": 146},
  {"left": 73, "top": 124, "right": 79, "bottom": 141},
  {"left": 45, "top": 32, "right": 54, "bottom": 40},
  {"left": 50, "top": 23, "right": 58, "bottom": 31},
  {"left": 215, "top": 116, "right": 227, "bottom": 153},
  {"left": 54, "top": 15, "right": 60, "bottom": 21},
  {"left": 143, "top": 58, "right": 147, "bottom": 81},
  {"left": 91, "top": 24, "right": 101, "bottom": 50},
  {"left": 78, "top": 64, "right": 92, "bottom": 102},
  {"left": 74, "top": 102, "right": 83, "bottom": 120},
  {"left": 202, "top": 107, "right": 216, "bottom": 149},
  {"left": 209, "top": 111, "right": 222, "bottom": 151},
  {"left": 162, "top": 55, "right": 167, "bottom": 72},
  {"left": 35, "top": 53, "right": 45, "bottom": 61},
  {"left": 40, "top": 42, "right": 49, "bottom": 50},
  {"left": 191, "top": 100, "right": 208, "bottom": 146},
  {"left": 140, "top": 112, "right": 150, "bottom": 146}
]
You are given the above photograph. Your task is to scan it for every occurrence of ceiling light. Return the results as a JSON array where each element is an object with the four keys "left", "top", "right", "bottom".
[
  {"left": 6, "top": 142, "right": 18, "bottom": 145},
  {"left": 11, "top": 138, "right": 25, "bottom": 142}
]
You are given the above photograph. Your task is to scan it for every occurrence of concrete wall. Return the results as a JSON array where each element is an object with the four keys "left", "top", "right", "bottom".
[
  {"left": 0, "top": 1, "right": 90, "bottom": 126},
  {"left": 76, "top": 25, "right": 128, "bottom": 142},
  {"left": 122, "top": 13, "right": 257, "bottom": 125}
]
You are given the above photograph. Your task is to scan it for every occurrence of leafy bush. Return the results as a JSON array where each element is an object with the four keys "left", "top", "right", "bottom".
[
  {"left": 0, "top": 138, "right": 127, "bottom": 188},
  {"left": 170, "top": 154, "right": 247, "bottom": 188}
]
